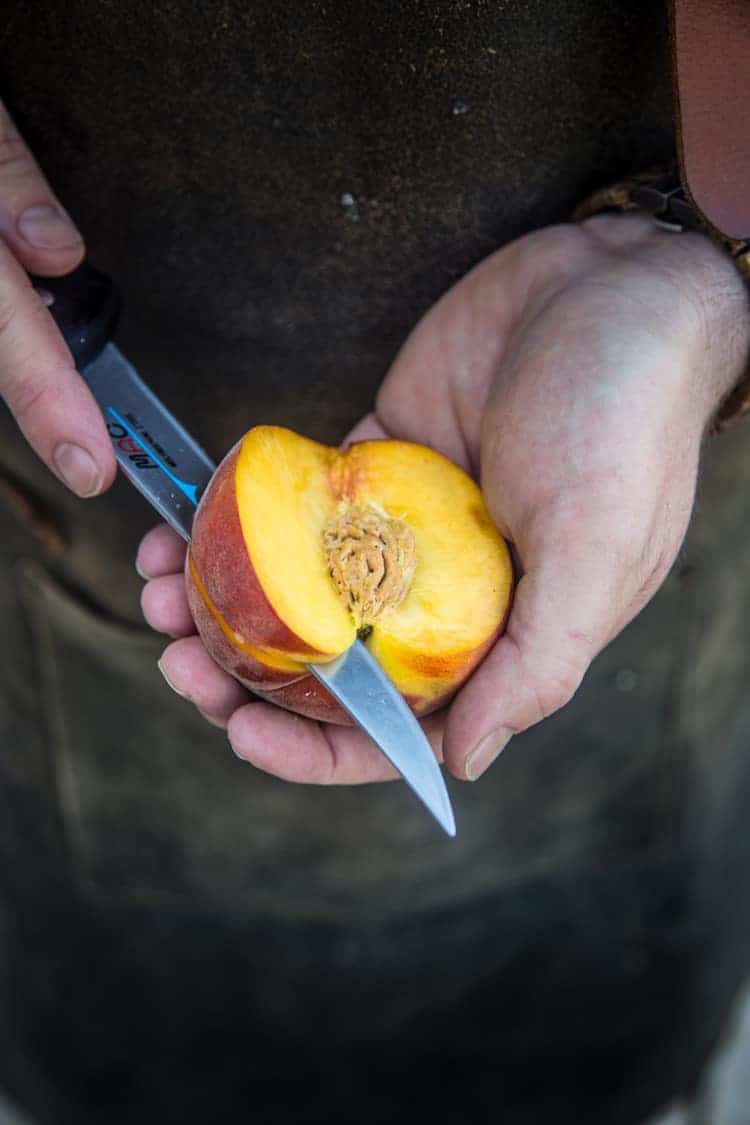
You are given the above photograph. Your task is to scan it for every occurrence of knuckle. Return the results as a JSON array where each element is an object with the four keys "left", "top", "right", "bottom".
[
  {"left": 0, "top": 285, "right": 78, "bottom": 436},
  {"left": 526, "top": 658, "right": 584, "bottom": 724},
  {"left": 319, "top": 728, "right": 339, "bottom": 785},
  {"left": 541, "top": 674, "right": 579, "bottom": 717},
  {"left": 9, "top": 376, "right": 58, "bottom": 428},
  {"left": 542, "top": 223, "right": 588, "bottom": 257},
  {"left": 5, "top": 360, "right": 76, "bottom": 438},
  {"left": 633, "top": 539, "right": 677, "bottom": 607},
  {"left": 0, "top": 134, "right": 30, "bottom": 175},
  {"left": 508, "top": 631, "right": 586, "bottom": 728},
  {"left": 0, "top": 285, "right": 17, "bottom": 338},
  {"left": 524, "top": 223, "right": 595, "bottom": 278}
]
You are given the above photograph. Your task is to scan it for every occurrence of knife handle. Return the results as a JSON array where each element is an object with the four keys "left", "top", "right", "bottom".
[{"left": 31, "top": 262, "right": 121, "bottom": 370}]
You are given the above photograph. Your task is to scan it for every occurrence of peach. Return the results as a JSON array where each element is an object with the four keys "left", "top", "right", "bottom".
[{"left": 186, "top": 426, "right": 513, "bottom": 723}]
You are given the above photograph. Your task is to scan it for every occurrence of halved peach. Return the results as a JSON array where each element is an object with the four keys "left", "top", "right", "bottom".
[{"left": 186, "top": 426, "right": 512, "bottom": 723}]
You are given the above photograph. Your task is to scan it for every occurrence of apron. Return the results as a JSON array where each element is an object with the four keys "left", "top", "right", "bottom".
[{"left": 1, "top": 3, "right": 748, "bottom": 1122}]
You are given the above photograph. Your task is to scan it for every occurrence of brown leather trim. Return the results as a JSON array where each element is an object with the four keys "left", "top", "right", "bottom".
[
  {"left": 572, "top": 167, "right": 676, "bottom": 224},
  {"left": 672, "top": 0, "right": 750, "bottom": 240}
]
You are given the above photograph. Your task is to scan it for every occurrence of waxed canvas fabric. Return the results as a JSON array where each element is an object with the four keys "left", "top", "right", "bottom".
[{"left": 0, "top": 3, "right": 749, "bottom": 1124}]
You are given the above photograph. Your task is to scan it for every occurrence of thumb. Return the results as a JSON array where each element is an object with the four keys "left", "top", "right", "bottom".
[
  {"left": 0, "top": 101, "right": 84, "bottom": 276},
  {"left": 443, "top": 539, "right": 621, "bottom": 781},
  {"left": 0, "top": 101, "right": 116, "bottom": 495}
]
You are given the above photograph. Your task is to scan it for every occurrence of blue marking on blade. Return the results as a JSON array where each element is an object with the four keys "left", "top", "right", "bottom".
[{"left": 107, "top": 406, "right": 200, "bottom": 507}]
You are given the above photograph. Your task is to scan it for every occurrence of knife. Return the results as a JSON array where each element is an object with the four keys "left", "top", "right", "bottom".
[{"left": 34, "top": 263, "right": 456, "bottom": 837}]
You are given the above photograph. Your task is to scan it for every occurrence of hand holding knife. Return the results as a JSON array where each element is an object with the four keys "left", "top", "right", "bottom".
[{"left": 34, "top": 263, "right": 457, "bottom": 837}]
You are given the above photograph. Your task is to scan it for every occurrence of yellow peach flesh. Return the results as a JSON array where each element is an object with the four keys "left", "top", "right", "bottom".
[
  {"left": 232, "top": 427, "right": 512, "bottom": 687},
  {"left": 235, "top": 427, "right": 356, "bottom": 657}
]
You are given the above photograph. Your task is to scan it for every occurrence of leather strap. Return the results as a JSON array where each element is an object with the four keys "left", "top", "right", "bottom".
[
  {"left": 573, "top": 6, "right": 750, "bottom": 431},
  {"left": 673, "top": 0, "right": 750, "bottom": 239}
]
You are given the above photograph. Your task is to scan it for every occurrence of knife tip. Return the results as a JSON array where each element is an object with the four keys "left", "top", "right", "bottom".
[{"left": 436, "top": 802, "right": 457, "bottom": 839}]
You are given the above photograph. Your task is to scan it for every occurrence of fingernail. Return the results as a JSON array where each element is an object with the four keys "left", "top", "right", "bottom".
[
  {"left": 18, "top": 203, "right": 83, "bottom": 250},
  {"left": 198, "top": 709, "right": 227, "bottom": 730},
  {"left": 157, "top": 658, "right": 188, "bottom": 699},
  {"left": 464, "top": 727, "right": 513, "bottom": 781},
  {"left": 52, "top": 442, "right": 102, "bottom": 497},
  {"left": 135, "top": 556, "right": 148, "bottom": 580}
]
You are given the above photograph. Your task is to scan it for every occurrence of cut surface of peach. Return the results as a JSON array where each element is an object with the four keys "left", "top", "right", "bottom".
[{"left": 231, "top": 426, "right": 512, "bottom": 703}]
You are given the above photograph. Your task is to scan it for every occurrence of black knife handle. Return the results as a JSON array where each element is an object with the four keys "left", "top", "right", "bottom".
[{"left": 30, "top": 262, "right": 121, "bottom": 369}]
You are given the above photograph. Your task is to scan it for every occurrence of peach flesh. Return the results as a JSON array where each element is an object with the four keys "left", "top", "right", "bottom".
[{"left": 186, "top": 426, "right": 513, "bottom": 723}]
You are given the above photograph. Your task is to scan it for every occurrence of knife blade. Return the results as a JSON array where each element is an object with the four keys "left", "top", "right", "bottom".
[{"left": 35, "top": 264, "right": 456, "bottom": 837}]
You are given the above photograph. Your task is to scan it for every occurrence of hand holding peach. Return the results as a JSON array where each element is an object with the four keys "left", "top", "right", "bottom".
[{"left": 139, "top": 215, "right": 749, "bottom": 783}]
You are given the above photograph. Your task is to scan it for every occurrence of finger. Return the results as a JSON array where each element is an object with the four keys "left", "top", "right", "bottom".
[
  {"left": 141, "top": 573, "right": 196, "bottom": 637},
  {"left": 198, "top": 709, "right": 230, "bottom": 730},
  {"left": 229, "top": 705, "right": 399, "bottom": 784},
  {"left": 0, "top": 101, "right": 85, "bottom": 276},
  {"left": 0, "top": 241, "right": 116, "bottom": 495},
  {"left": 444, "top": 537, "right": 623, "bottom": 781},
  {"left": 136, "top": 523, "right": 187, "bottom": 579},
  {"left": 229, "top": 706, "right": 445, "bottom": 785},
  {"left": 158, "top": 636, "right": 251, "bottom": 720},
  {"left": 322, "top": 710, "right": 445, "bottom": 783},
  {"left": 0, "top": 102, "right": 115, "bottom": 495},
  {"left": 341, "top": 411, "right": 390, "bottom": 447}
]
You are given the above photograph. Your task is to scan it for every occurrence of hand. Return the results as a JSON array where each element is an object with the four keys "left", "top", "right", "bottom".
[
  {"left": 0, "top": 101, "right": 115, "bottom": 495},
  {"left": 138, "top": 214, "right": 749, "bottom": 782}
]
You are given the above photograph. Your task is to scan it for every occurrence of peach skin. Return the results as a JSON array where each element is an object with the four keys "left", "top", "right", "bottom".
[{"left": 186, "top": 425, "right": 513, "bottom": 723}]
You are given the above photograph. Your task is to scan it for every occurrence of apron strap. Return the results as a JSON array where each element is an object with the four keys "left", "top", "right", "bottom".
[{"left": 673, "top": 0, "right": 750, "bottom": 238}]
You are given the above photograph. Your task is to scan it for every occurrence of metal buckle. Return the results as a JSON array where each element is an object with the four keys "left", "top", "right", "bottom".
[{"left": 631, "top": 185, "right": 704, "bottom": 234}]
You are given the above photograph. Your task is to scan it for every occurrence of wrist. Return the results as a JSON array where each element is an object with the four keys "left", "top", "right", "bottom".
[
  {"left": 582, "top": 214, "right": 750, "bottom": 424},
  {"left": 576, "top": 174, "right": 750, "bottom": 431},
  {"left": 670, "top": 230, "right": 750, "bottom": 420}
]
